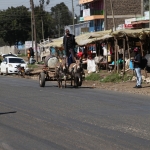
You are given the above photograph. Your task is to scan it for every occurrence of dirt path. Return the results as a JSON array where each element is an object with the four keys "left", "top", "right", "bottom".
[{"left": 82, "top": 80, "right": 150, "bottom": 96}]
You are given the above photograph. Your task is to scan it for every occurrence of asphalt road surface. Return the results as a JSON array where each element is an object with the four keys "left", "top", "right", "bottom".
[{"left": 0, "top": 76, "right": 150, "bottom": 150}]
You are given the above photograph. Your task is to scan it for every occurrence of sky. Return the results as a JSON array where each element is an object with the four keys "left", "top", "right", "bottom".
[{"left": 0, "top": 0, "right": 80, "bottom": 15}]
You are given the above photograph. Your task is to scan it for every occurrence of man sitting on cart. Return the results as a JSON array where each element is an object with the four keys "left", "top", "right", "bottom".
[{"left": 63, "top": 29, "right": 76, "bottom": 67}]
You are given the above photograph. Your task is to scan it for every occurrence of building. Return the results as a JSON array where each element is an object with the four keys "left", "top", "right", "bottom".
[
  {"left": 65, "top": 22, "right": 90, "bottom": 36},
  {"left": 79, "top": 0, "right": 104, "bottom": 32},
  {"left": 79, "top": 0, "right": 143, "bottom": 31}
]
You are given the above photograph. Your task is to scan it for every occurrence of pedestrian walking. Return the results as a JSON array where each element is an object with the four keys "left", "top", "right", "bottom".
[
  {"left": 63, "top": 29, "right": 76, "bottom": 67},
  {"left": 132, "top": 47, "right": 142, "bottom": 88}
]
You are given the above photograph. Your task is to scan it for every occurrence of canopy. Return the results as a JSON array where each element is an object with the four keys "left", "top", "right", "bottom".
[
  {"left": 42, "top": 28, "right": 150, "bottom": 48},
  {"left": 75, "top": 30, "right": 112, "bottom": 46},
  {"left": 43, "top": 38, "right": 63, "bottom": 48},
  {"left": 111, "top": 28, "right": 150, "bottom": 40}
]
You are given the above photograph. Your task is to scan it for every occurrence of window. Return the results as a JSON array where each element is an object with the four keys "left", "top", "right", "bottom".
[
  {"left": 3, "top": 58, "right": 7, "bottom": 63},
  {"left": 8, "top": 58, "right": 25, "bottom": 64}
]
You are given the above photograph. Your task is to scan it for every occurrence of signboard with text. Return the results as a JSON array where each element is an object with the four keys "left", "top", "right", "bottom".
[{"left": 25, "top": 41, "right": 35, "bottom": 50}]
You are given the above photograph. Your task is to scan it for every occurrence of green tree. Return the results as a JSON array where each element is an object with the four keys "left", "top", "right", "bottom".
[
  {"left": 0, "top": 6, "right": 31, "bottom": 46},
  {"left": 50, "top": 2, "right": 72, "bottom": 38},
  {"left": 39, "top": 0, "right": 50, "bottom": 6},
  {"left": 34, "top": 6, "right": 55, "bottom": 41},
  {"left": 144, "top": 0, "right": 149, "bottom": 11}
]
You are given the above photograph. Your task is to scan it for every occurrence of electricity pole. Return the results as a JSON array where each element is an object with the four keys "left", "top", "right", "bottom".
[
  {"left": 41, "top": 16, "right": 44, "bottom": 40},
  {"left": 110, "top": 0, "right": 116, "bottom": 31},
  {"left": 58, "top": 11, "right": 61, "bottom": 37},
  {"left": 72, "top": 0, "right": 75, "bottom": 35},
  {"left": 149, "top": 0, "right": 150, "bottom": 28},
  {"left": 30, "top": 0, "right": 38, "bottom": 62},
  {"left": 30, "top": 2, "right": 34, "bottom": 48}
]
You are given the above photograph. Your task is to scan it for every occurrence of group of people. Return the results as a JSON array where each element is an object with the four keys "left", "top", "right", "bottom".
[{"left": 63, "top": 29, "right": 144, "bottom": 88}]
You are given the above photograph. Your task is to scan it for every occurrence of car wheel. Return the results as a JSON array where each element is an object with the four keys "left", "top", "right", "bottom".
[
  {"left": 0, "top": 68, "right": 3, "bottom": 75},
  {"left": 6, "top": 68, "right": 8, "bottom": 75}
]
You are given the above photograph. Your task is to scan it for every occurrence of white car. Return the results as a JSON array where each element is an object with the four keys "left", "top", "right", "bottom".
[{"left": 0, "top": 56, "right": 28, "bottom": 75}]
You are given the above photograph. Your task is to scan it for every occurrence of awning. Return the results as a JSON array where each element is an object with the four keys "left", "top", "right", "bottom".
[
  {"left": 111, "top": 28, "right": 150, "bottom": 40},
  {"left": 132, "top": 20, "right": 150, "bottom": 25},
  {"left": 75, "top": 30, "right": 112, "bottom": 46},
  {"left": 43, "top": 38, "right": 63, "bottom": 48}
]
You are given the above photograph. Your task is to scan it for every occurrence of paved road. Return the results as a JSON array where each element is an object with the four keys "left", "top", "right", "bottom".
[{"left": 0, "top": 76, "right": 150, "bottom": 150}]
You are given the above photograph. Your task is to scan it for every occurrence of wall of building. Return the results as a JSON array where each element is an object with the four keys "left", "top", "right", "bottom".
[
  {"left": 105, "top": 0, "right": 143, "bottom": 30},
  {"left": 0, "top": 46, "right": 25, "bottom": 55},
  {"left": 65, "top": 22, "right": 90, "bottom": 36}
]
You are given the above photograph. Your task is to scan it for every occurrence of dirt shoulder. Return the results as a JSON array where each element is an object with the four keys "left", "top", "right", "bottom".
[{"left": 82, "top": 80, "right": 150, "bottom": 96}]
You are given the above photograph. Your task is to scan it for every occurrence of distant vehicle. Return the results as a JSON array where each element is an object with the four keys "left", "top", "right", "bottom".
[{"left": 0, "top": 56, "right": 28, "bottom": 75}]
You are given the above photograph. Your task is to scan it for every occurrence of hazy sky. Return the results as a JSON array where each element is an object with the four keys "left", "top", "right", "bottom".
[{"left": 0, "top": 0, "right": 80, "bottom": 15}]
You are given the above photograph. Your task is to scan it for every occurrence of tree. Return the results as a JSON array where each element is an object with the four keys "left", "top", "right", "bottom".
[
  {"left": 39, "top": 0, "right": 50, "bottom": 6},
  {"left": 144, "top": 0, "right": 149, "bottom": 11},
  {"left": 50, "top": 2, "right": 72, "bottom": 37},
  {"left": 0, "top": 6, "right": 31, "bottom": 46},
  {"left": 34, "top": 6, "right": 54, "bottom": 41}
]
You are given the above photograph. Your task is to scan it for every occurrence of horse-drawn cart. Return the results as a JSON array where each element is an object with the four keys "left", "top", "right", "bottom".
[{"left": 39, "top": 57, "right": 85, "bottom": 88}]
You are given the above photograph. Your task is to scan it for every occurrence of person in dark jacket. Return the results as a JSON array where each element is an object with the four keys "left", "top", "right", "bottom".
[
  {"left": 132, "top": 47, "right": 142, "bottom": 88},
  {"left": 29, "top": 47, "right": 34, "bottom": 57},
  {"left": 63, "top": 29, "right": 76, "bottom": 66}
]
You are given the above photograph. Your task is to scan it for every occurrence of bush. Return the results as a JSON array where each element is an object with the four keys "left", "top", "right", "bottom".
[
  {"left": 28, "top": 64, "right": 38, "bottom": 69},
  {"left": 18, "top": 53, "right": 26, "bottom": 57},
  {"left": 85, "top": 73, "right": 101, "bottom": 81},
  {"left": 101, "top": 73, "right": 133, "bottom": 83}
]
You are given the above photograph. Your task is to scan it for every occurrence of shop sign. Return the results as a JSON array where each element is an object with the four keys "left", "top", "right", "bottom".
[
  {"left": 80, "top": 17, "right": 84, "bottom": 22},
  {"left": 136, "top": 17, "right": 145, "bottom": 21},
  {"left": 125, "top": 18, "right": 136, "bottom": 24},
  {"left": 83, "top": 9, "right": 90, "bottom": 17},
  {"left": 124, "top": 24, "right": 133, "bottom": 28},
  {"left": 124, "top": 24, "right": 142, "bottom": 29},
  {"left": 144, "top": 11, "right": 149, "bottom": 20},
  {"left": 25, "top": 41, "right": 35, "bottom": 49}
]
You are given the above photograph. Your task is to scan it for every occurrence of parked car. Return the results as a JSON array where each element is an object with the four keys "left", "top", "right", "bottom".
[{"left": 0, "top": 56, "right": 28, "bottom": 75}]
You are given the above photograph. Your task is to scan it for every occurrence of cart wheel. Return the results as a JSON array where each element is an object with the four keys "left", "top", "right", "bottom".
[
  {"left": 78, "top": 75, "right": 82, "bottom": 86},
  {"left": 39, "top": 72, "right": 45, "bottom": 87},
  {"left": 74, "top": 74, "right": 79, "bottom": 88}
]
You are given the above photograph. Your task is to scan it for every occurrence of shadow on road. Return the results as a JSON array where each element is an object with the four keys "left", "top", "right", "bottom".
[
  {"left": 0, "top": 111, "right": 17, "bottom": 115},
  {"left": 44, "top": 85, "right": 94, "bottom": 89},
  {"left": 141, "top": 85, "right": 150, "bottom": 88}
]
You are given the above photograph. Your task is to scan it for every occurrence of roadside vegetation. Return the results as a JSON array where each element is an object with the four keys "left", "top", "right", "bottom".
[
  {"left": 28, "top": 64, "right": 39, "bottom": 69},
  {"left": 0, "top": 2, "right": 76, "bottom": 46},
  {"left": 85, "top": 72, "right": 133, "bottom": 83},
  {"left": 18, "top": 54, "right": 26, "bottom": 57}
]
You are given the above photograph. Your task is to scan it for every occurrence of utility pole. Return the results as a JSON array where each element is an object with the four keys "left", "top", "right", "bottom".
[
  {"left": 72, "top": 0, "right": 75, "bottom": 35},
  {"left": 30, "top": 0, "right": 38, "bottom": 62},
  {"left": 41, "top": 16, "right": 44, "bottom": 40},
  {"left": 110, "top": 0, "right": 116, "bottom": 31},
  {"left": 149, "top": 0, "right": 150, "bottom": 28},
  {"left": 30, "top": 0, "right": 34, "bottom": 48},
  {"left": 58, "top": 12, "right": 61, "bottom": 37}
]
